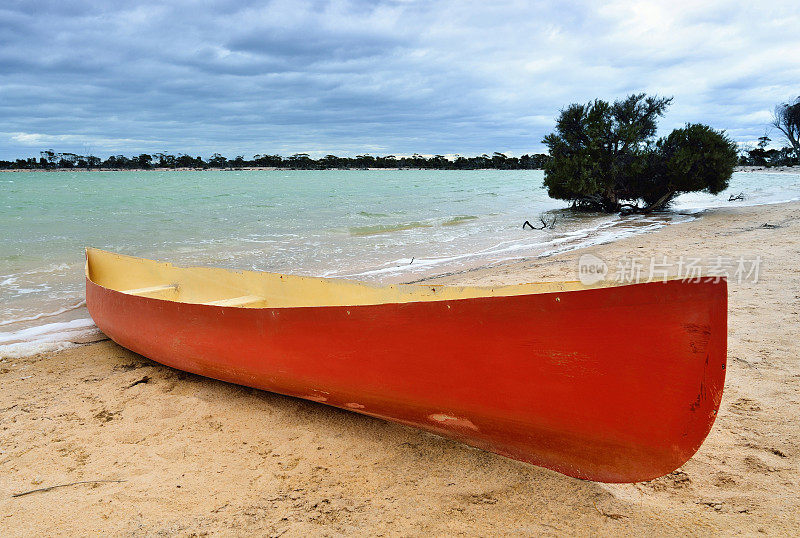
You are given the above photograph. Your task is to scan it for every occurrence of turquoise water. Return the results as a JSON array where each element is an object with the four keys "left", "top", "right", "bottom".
[{"left": 1, "top": 168, "right": 799, "bottom": 356}]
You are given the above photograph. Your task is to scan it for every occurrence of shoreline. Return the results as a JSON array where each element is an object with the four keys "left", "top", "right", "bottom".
[
  {"left": 3, "top": 167, "right": 538, "bottom": 172},
  {"left": 1, "top": 196, "right": 795, "bottom": 358},
  {"left": 2, "top": 200, "right": 799, "bottom": 533},
  {"left": 0, "top": 207, "right": 707, "bottom": 358}
]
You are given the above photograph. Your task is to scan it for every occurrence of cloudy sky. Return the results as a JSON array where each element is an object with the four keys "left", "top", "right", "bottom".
[{"left": 1, "top": 0, "right": 798, "bottom": 159}]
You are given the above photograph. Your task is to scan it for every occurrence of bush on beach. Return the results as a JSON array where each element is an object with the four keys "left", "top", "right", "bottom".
[{"left": 543, "top": 94, "right": 738, "bottom": 213}]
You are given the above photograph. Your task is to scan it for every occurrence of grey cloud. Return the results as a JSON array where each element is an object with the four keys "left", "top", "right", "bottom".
[{"left": 1, "top": 0, "right": 798, "bottom": 159}]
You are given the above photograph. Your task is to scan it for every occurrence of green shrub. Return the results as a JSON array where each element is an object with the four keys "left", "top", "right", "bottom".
[{"left": 543, "top": 94, "right": 738, "bottom": 212}]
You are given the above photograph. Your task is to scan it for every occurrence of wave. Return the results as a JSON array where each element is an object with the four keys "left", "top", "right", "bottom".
[
  {"left": 0, "top": 318, "right": 96, "bottom": 344},
  {"left": 349, "top": 222, "right": 433, "bottom": 236},
  {"left": 337, "top": 213, "right": 693, "bottom": 279},
  {"left": 0, "top": 300, "right": 87, "bottom": 327},
  {"left": 442, "top": 215, "right": 478, "bottom": 226},
  {"left": 0, "top": 263, "right": 71, "bottom": 280},
  {"left": 0, "top": 317, "right": 102, "bottom": 359}
]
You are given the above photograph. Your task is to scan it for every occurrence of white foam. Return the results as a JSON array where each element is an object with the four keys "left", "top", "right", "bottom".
[
  {"left": 0, "top": 318, "right": 96, "bottom": 344},
  {"left": 0, "top": 340, "right": 78, "bottom": 360},
  {"left": 673, "top": 195, "right": 800, "bottom": 213},
  {"left": 0, "top": 318, "right": 100, "bottom": 359}
]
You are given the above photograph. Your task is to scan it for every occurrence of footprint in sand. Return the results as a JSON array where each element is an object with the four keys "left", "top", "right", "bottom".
[
  {"left": 744, "top": 455, "right": 777, "bottom": 473},
  {"left": 730, "top": 397, "right": 762, "bottom": 413},
  {"left": 714, "top": 473, "right": 737, "bottom": 488}
]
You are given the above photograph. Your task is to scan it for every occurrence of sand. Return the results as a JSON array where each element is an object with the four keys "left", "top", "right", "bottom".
[{"left": 1, "top": 202, "right": 799, "bottom": 535}]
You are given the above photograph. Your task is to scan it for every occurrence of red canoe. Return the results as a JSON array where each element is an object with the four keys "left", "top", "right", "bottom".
[{"left": 85, "top": 248, "right": 726, "bottom": 482}]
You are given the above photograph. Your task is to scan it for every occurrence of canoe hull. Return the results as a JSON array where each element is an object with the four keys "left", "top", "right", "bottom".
[{"left": 86, "top": 276, "right": 726, "bottom": 483}]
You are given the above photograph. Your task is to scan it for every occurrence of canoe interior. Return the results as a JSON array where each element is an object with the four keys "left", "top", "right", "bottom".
[{"left": 85, "top": 247, "right": 598, "bottom": 307}]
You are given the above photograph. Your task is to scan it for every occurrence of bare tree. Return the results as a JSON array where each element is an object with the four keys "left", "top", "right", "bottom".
[{"left": 771, "top": 97, "right": 800, "bottom": 157}]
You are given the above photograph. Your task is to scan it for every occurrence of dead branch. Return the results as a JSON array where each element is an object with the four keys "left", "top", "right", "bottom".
[{"left": 523, "top": 213, "right": 557, "bottom": 230}]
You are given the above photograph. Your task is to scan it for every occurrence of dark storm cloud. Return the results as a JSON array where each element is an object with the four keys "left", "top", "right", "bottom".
[{"left": 1, "top": 0, "right": 799, "bottom": 159}]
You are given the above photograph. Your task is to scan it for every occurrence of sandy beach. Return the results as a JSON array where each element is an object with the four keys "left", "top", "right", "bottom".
[{"left": 1, "top": 201, "right": 799, "bottom": 535}]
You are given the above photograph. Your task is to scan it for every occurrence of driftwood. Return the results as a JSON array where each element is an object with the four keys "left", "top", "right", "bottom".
[
  {"left": 12, "top": 479, "right": 125, "bottom": 498},
  {"left": 728, "top": 192, "right": 745, "bottom": 201},
  {"left": 523, "top": 214, "right": 557, "bottom": 230}
]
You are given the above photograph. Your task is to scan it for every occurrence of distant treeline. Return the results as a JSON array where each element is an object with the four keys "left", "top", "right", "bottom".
[
  {"left": 738, "top": 138, "right": 799, "bottom": 167},
  {"left": 3, "top": 145, "right": 796, "bottom": 172},
  {"left": 0, "top": 150, "right": 551, "bottom": 170}
]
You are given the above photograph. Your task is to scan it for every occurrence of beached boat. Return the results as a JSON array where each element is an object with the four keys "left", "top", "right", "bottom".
[{"left": 85, "top": 247, "right": 726, "bottom": 483}]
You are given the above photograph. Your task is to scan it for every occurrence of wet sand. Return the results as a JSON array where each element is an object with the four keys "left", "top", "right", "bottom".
[{"left": 1, "top": 201, "right": 799, "bottom": 535}]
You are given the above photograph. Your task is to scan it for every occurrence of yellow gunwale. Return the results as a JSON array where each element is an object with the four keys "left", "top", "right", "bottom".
[{"left": 86, "top": 247, "right": 604, "bottom": 309}]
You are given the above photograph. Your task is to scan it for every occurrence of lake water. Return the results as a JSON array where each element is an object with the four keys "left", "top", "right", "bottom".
[{"left": 2, "top": 168, "right": 799, "bottom": 357}]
